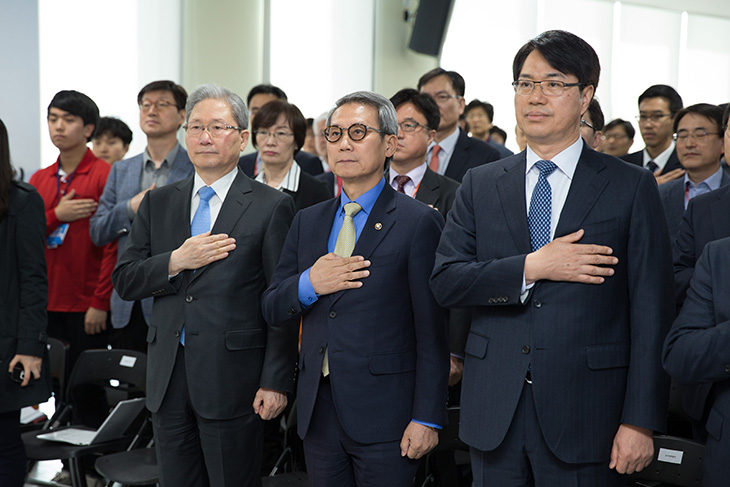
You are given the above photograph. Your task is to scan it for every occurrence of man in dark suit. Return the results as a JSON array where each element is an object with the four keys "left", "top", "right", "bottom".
[
  {"left": 663, "top": 236, "right": 730, "bottom": 487},
  {"left": 621, "top": 84, "right": 685, "bottom": 185},
  {"left": 658, "top": 103, "right": 728, "bottom": 242},
  {"left": 418, "top": 68, "right": 501, "bottom": 182},
  {"left": 113, "top": 84, "right": 298, "bottom": 487},
  {"left": 430, "top": 30, "right": 673, "bottom": 486},
  {"left": 238, "top": 84, "right": 324, "bottom": 177},
  {"left": 262, "top": 91, "right": 449, "bottom": 486},
  {"left": 91, "top": 80, "right": 194, "bottom": 352}
]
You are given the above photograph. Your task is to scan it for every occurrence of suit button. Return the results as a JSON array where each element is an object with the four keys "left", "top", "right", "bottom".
[
  {"left": 488, "top": 298, "right": 495, "bottom": 304},
  {"left": 175, "top": 331, "right": 180, "bottom": 338},
  {"left": 533, "top": 300, "right": 542, "bottom": 308},
  {"left": 725, "top": 364, "right": 730, "bottom": 373},
  {"left": 522, "top": 345, "right": 530, "bottom": 354},
  {"left": 287, "top": 307, "right": 297, "bottom": 315},
  {"left": 185, "top": 295, "right": 193, "bottom": 303},
  {"left": 329, "top": 311, "right": 337, "bottom": 319}
]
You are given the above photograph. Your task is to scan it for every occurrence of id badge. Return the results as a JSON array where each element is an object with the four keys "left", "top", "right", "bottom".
[{"left": 46, "top": 223, "right": 69, "bottom": 248}]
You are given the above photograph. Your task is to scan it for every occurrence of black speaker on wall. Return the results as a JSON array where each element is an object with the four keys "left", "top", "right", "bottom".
[{"left": 408, "top": 0, "right": 455, "bottom": 57}]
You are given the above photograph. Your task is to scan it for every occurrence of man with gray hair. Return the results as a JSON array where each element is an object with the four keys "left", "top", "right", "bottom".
[
  {"left": 262, "top": 91, "right": 449, "bottom": 486},
  {"left": 113, "top": 83, "right": 298, "bottom": 487}
]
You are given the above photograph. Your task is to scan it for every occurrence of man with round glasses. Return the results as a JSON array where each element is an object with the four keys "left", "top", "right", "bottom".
[{"left": 431, "top": 30, "right": 673, "bottom": 486}]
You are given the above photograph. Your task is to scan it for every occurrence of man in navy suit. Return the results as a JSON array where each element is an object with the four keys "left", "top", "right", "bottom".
[
  {"left": 262, "top": 91, "right": 449, "bottom": 486},
  {"left": 663, "top": 236, "right": 730, "bottom": 487},
  {"left": 90, "top": 80, "right": 194, "bottom": 352},
  {"left": 418, "top": 68, "right": 501, "bottom": 182},
  {"left": 430, "top": 30, "right": 673, "bottom": 486}
]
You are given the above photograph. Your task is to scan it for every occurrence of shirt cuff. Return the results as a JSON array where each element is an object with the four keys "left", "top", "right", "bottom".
[
  {"left": 413, "top": 419, "right": 441, "bottom": 430},
  {"left": 298, "top": 268, "right": 319, "bottom": 307},
  {"left": 520, "top": 273, "right": 534, "bottom": 303}
]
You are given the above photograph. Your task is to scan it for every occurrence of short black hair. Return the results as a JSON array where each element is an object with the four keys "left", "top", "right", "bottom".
[
  {"left": 584, "top": 98, "right": 605, "bottom": 131},
  {"left": 251, "top": 100, "right": 306, "bottom": 156},
  {"left": 47, "top": 90, "right": 100, "bottom": 141},
  {"left": 720, "top": 104, "right": 729, "bottom": 133},
  {"left": 93, "top": 117, "right": 133, "bottom": 146},
  {"left": 673, "top": 103, "right": 724, "bottom": 135},
  {"left": 137, "top": 80, "right": 188, "bottom": 111},
  {"left": 417, "top": 68, "right": 466, "bottom": 97},
  {"left": 465, "top": 99, "right": 494, "bottom": 122},
  {"left": 389, "top": 88, "right": 440, "bottom": 131},
  {"left": 513, "top": 30, "right": 600, "bottom": 93},
  {"left": 638, "top": 85, "right": 683, "bottom": 115},
  {"left": 246, "top": 84, "right": 288, "bottom": 106},
  {"left": 604, "top": 118, "right": 635, "bottom": 139},
  {"left": 489, "top": 125, "right": 507, "bottom": 144}
]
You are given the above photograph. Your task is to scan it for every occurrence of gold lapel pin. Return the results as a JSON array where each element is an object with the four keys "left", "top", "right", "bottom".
[{"left": 374, "top": 222, "right": 382, "bottom": 230}]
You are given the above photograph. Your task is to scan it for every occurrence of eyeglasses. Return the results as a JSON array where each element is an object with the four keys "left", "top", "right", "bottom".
[
  {"left": 254, "top": 129, "right": 294, "bottom": 141},
  {"left": 602, "top": 133, "right": 629, "bottom": 141},
  {"left": 581, "top": 119, "right": 596, "bottom": 131},
  {"left": 398, "top": 120, "right": 430, "bottom": 133},
  {"left": 512, "top": 80, "right": 584, "bottom": 97},
  {"left": 139, "top": 100, "right": 178, "bottom": 111},
  {"left": 183, "top": 123, "right": 242, "bottom": 137},
  {"left": 673, "top": 130, "right": 720, "bottom": 142},
  {"left": 430, "top": 93, "right": 462, "bottom": 104},
  {"left": 323, "top": 123, "right": 384, "bottom": 143},
  {"left": 465, "top": 111, "right": 487, "bottom": 121},
  {"left": 636, "top": 113, "right": 671, "bottom": 123}
]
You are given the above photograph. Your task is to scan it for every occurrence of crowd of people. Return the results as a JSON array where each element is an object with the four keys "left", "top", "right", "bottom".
[{"left": 2, "top": 27, "right": 729, "bottom": 487}]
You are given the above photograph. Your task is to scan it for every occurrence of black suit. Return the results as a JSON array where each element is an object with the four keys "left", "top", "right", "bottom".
[
  {"left": 113, "top": 169, "right": 298, "bottom": 486},
  {"left": 441, "top": 129, "right": 501, "bottom": 183},
  {"left": 621, "top": 148, "right": 683, "bottom": 173},
  {"left": 283, "top": 171, "right": 331, "bottom": 212},
  {"left": 238, "top": 150, "right": 324, "bottom": 177}
]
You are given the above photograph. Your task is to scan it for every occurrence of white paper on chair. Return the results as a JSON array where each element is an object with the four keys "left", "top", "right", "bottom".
[{"left": 657, "top": 448, "right": 684, "bottom": 465}]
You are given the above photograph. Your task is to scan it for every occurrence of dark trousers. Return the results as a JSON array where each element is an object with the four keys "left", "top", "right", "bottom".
[
  {"left": 151, "top": 346, "right": 264, "bottom": 487},
  {"left": 110, "top": 300, "right": 148, "bottom": 354},
  {"left": 302, "top": 379, "right": 420, "bottom": 487},
  {"left": 470, "top": 382, "right": 624, "bottom": 487},
  {"left": 0, "top": 410, "right": 25, "bottom": 487}
]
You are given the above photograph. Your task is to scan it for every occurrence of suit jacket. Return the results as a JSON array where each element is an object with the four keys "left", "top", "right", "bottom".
[
  {"left": 443, "top": 129, "right": 501, "bottom": 183},
  {"left": 663, "top": 236, "right": 730, "bottom": 481},
  {"left": 430, "top": 145, "right": 674, "bottom": 463},
  {"left": 316, "top": 171, "right": 339, "bottom": 198},
  {"left": 238, "top": 150, "right": 324, "bottom": 178},
  {"left": 621, "top": 148, "right": 683, "bottom": 173},
  {"left": 659, "top": 171, "right": 730, "bottom": 244},
  {"left": 90, "top": 149, "right": 194, "bottom": 328},
  {"left": 112, "top": 169, "right": 298, "bottom": 419},
  {"left": 283, "top": 170, "right": 331, "bottom": 212},
  {"left": 261, "top": 185, "right": 449, "bottom": 444},
  {"left": 0, "top": 182, "right": 51, "bottom": 413}
]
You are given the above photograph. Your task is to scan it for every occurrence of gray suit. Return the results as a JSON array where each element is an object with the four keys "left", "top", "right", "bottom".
[{"left": 90, "top": 147, "right": 193, "bottom": 328}]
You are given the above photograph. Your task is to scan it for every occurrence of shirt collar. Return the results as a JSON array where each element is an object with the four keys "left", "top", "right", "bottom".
[
  {"left": 339, "top": 177, "right": 385, "bottom": 217},
  {"left": 643, "top": 141, "right": 675, "bottom": 168},
  {"left": 144, "top": 143, "right": 180, "bottom": 168},
  {"left": 525, "top": 136, "right": 583, "bottom": 180},
  {"left": 255, "top": 161, "right": 301, "bottom": 192},
  {"left": 684, "top": 166, "right": 724, "bottom": 191},
  {"left": 388, "top": 162, "right": 428, "bottom": 188},
  {"left": 192, "top": 166, "right": 238, "bottom": 203}
]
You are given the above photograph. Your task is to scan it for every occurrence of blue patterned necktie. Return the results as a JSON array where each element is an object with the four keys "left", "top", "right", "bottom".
[
  {"left": 181, "top": 186, "right": 216, "bottom": 346},
  {"left": 528, "top": 160, "right": 558, "bottom": 251}
]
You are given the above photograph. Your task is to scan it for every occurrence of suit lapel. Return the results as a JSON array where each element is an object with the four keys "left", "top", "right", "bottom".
[
  {"left": 125, "top": 156, "right": 144, "bottom": 194},
  {"left": 415, "top": 169, "right": 440, "bottom": 208},
  {"left": 171, "top": 176, "right": 194, "bottom": 251},
  {"left": 496, "top": 155, "right": 531, "bottom": 255},
  {"left": 310, "top": 199, "right": 339, "bottom": 264}
]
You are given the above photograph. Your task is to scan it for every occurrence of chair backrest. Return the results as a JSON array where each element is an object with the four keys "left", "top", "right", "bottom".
[
  {"left": 629, "top": 435, "right": 704, "bottom": 487},
  {"left": 47, "top": 338, "right": 70, "bottom": 404}
]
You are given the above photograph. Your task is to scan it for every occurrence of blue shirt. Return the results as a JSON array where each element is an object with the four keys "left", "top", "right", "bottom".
[{"left": 684, "top": 167, "right": 724, "bottom": 209}]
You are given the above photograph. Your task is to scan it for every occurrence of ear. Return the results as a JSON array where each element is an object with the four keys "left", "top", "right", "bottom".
[
  {"left": 177, "top": 109, "right": 186, "bottom": 128},
  {"left": 591, "top": 130, "right": 602, "bottom": 150},
  {"left": 427, "top": 129, "right": 436, "bottom": 145},
  {"left": 458, "top": 96, "right": 466, "bottom": 116},
  {"left": 239, "top": 130, "right": 250, "bottom": 153},
  {"left": 84, "top": 124, "right": 95, "bottom": 140},
  {"left": 384, "top": 134, "right": 398, "bottom": 158},
  {"left": 580, "top": 85, "right": 595, "bottom": 115}
]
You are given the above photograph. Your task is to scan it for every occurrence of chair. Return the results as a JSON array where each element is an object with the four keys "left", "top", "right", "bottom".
[
  {"left": 47, "top": 337, "right": 71, "bottom": 406},
  {"left": 23, "top": 349, "right": 147, "bottom": 487},
  {"left": 263, "top": 400, "right": 310, "bottom": 486},
  {"left": 629, "top": 435, "right": 705, "bottom": 487},
  {"left": 94, "top": 413, "right": 159, "bottom": 487},
  {"left": 420, "top": 407, "right": 470, "bottom": 487}
]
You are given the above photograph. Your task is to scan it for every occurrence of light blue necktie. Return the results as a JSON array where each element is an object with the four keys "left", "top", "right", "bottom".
[
  {"left": 181, "top": 186, "right": 216, "bottom": 346},
  {"left": 528, "top": 160, "right": 558, "bottom": 252}
]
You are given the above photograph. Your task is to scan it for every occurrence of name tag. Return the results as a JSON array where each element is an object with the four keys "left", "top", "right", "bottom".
[{"left": 657, "top": 448, "right": 684, "bottom": 465}]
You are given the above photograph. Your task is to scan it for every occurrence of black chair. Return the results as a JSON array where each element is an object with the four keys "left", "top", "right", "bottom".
[
  {"left": 23, "top": 349, "right": 147, "bottom": 487},
  {"left": 263, "top": 400, "right": 310, "bottom": 486},
  {"left": 420, "top": 407, "right": 470, "bottom": 487},
  {"left": 629, "top": 435, "right": 705, "bottom": 487},
  {"left": 95, "top": 446, "right": 158, "bottom": 486},
  {"left": 20, "top": 338, "right": 71, "bottom": 433}
]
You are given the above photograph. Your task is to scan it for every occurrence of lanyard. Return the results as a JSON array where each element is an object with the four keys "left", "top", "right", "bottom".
[{"left": 54, "top": 165, "right": 78, "bottom": 206}]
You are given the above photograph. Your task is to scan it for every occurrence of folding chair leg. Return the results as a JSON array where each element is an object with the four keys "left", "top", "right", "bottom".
[{"left": 69, "top": 458, "right": 88, "bottom": 487}]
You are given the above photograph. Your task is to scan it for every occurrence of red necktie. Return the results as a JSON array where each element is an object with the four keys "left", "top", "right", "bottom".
[{"left": 429, "top": 145, "right": 442, "bottom": 173}]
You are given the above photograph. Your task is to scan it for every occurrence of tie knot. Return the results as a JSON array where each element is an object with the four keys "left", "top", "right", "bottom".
[
  {"left": 394, "top": 175, "right": 411, "bottom": 188},
  {"left": 535, "top": 160, "right": 558, "bottom": 177},
  {"left": 343, "top": 202, "right": 362, "bottom": 218},
  {"left": 198, "top": 186, "right": 216, "bottom": 202},
  {"left": 433, "top": 144, "right": 442, "bottom": 155}
]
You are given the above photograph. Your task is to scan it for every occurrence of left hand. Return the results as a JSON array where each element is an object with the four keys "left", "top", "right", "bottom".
[
  {"left": 8, "top": 354, "right": 42, "bottom": 387},
  {"left": 609, "top": 423, "right": 654, "bottom": 474},
  {"left": 449, "top": 356, "right": 464, "bottom": 386},
  {"left": 253, "top": 387, "right": 288, "bottom": 420},
  {"left": 400, "top": 421, "right": 439, "bottom": 459},
  {"left": 84, "top": 307, "right": 108, "bottom": 335}
]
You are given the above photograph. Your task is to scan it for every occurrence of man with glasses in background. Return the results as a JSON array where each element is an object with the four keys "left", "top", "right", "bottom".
[
  {"left": 621, "top": 84, "right": 685, "bottom": 185},
  {"left": 431, "top": 30, "right": 673, "bottom": 486},
  {"left": 91, "top": 80, "right": 193, "bottom": 352},
  {"left": 600, "top": 118, "right": 635, "bottom": 157},
  {"left": 418, "top": 68, "right": 502, "bottom": 182}
]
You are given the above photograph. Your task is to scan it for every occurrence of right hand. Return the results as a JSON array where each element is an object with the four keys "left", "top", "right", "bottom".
[
  {"left": 54, "top": 189, "right": 97, "bottom": 222},
  {"left": 524, "top": 229, "right": 618, "bottom": 285},
  {"left": 309, "top": 253, "right": 371, "bottom": 295},
  {"left": 654, "top": 168, "right": 685, "bottom": 186},
  {"left": 130, "top": 183, "right": 157, "bottom": 214},
  {"left": 168, "top": 232, "right": 236, "bottom": 274}
]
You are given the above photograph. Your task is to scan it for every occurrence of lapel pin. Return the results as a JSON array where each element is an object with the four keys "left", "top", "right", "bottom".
[{"left": 374, "top": 222, "right": 382, "bottom": 230}]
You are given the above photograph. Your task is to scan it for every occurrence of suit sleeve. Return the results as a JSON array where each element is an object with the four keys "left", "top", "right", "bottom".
[
  {"left": 430, "top": 170, "right": 526, "bottom": 308},
  {"left": 90, "top": 163, "right": 132, "bottom": 246},
  {"left": 258, "top": 195, "right": 300, "bottom": 393},
  {"left": 664, "top": 240, "right": 730, "bottom": 385},
  {"left": 673, "top": 198, "right": 699, "bottom": 308}
]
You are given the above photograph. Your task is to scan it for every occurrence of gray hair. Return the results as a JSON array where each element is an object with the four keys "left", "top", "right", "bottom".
[
  {"left": 313, "top": 111, "right": 329, "bottom": 137},
  {"left": 186, "top": 83, "right": 249, "bottom": 129},
  {"left": 326, "top": 91, "right": 398, "bottom": 136}
]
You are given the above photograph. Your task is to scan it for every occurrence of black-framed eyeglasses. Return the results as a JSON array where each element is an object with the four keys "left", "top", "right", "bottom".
[
  {"left": 183, "top": 123, "right": 243, "bottom": 137},
  {"left": 431, "top": 93, "right": 462, "bottom": 103},
  {"left": 139, "top": 100, "right": 178, "bottom": 111},
  {"left": 636, "top": 113, "right": 671, "bottom": 123},
  {"left": 581, "top": 119, "right": 596, "bottom": 131},
  {"left": 323, "top": 123, "right": 384, "bottom": 143},
  {"left": 673, "top": 130, "right": 720, "bottom": 142},
  {"left": 254, "top": 129, "right": 294, "bottom": 141},
  {"left": 398, "top": 120, "right": 430, "bottom": 133},
  {"left": 512, "top": 80, "right": 585, "bottom": 97}
]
